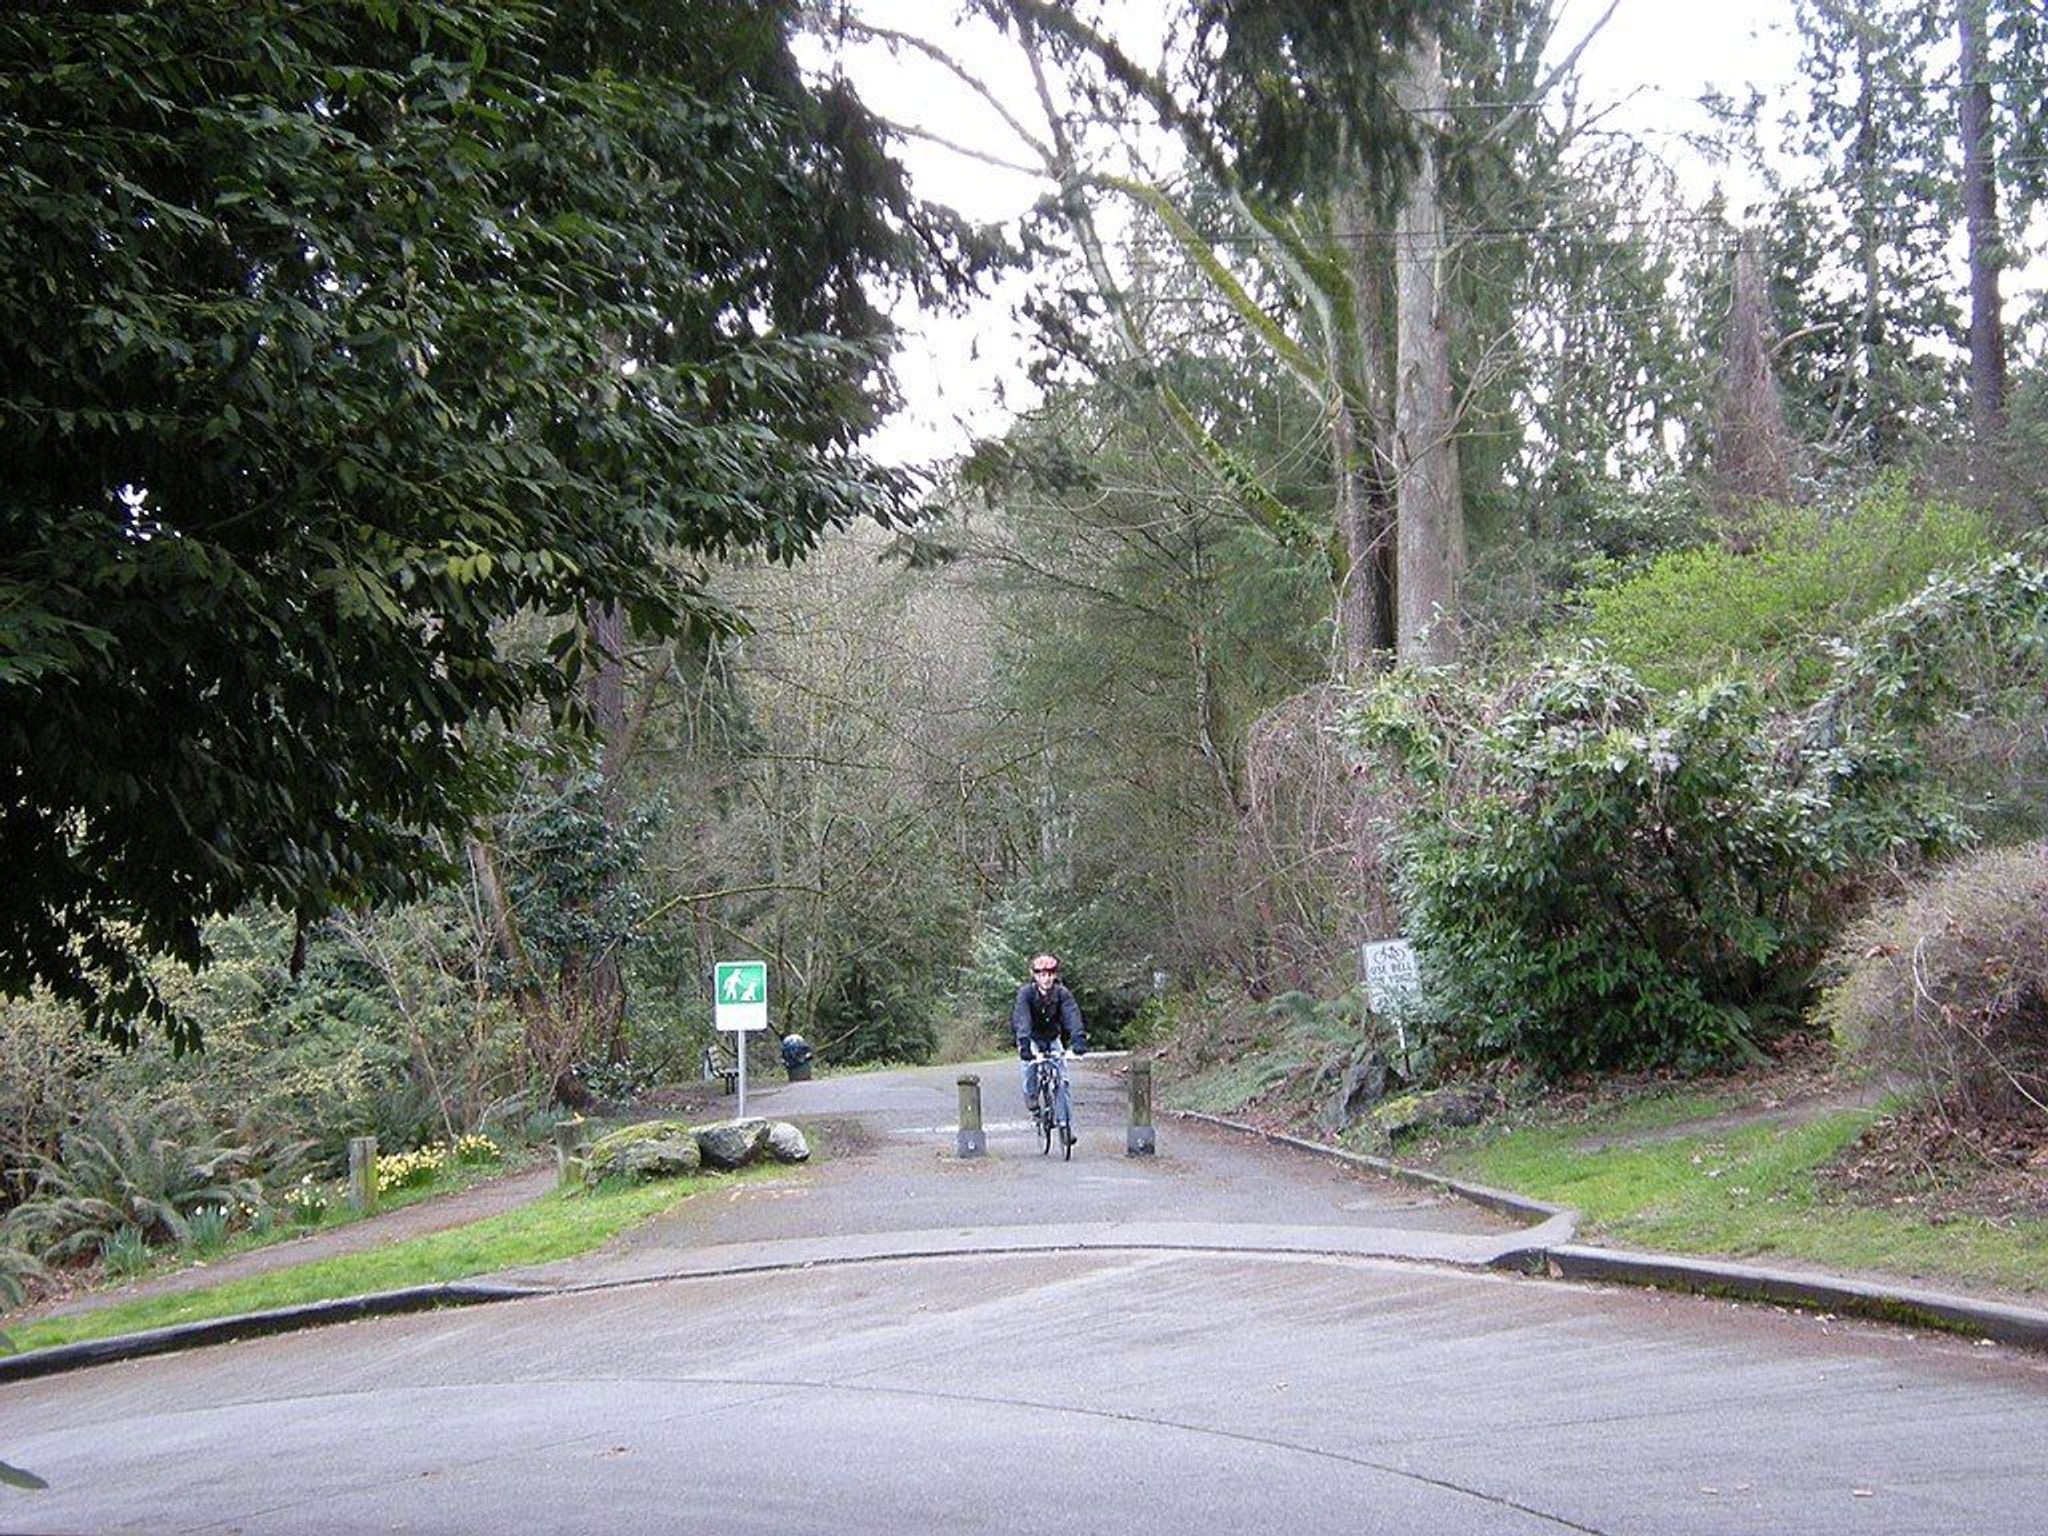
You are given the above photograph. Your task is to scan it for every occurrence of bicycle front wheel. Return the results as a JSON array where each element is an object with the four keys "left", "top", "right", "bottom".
[
  {"left": 1060, "top": 1119, "right": 1074, "bottom": 1160},
  {"left": 1036, "top": 1092, "right": 1052, "bottom": 1154}
]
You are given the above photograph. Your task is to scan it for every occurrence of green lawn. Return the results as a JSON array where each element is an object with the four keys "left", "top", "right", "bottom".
[
  {"left": 9, "top": 1167, "right": 765, "bottom": 1354},
  {"left": 1440, "top": 1109, "right": 2048, "bottom": 1299}
]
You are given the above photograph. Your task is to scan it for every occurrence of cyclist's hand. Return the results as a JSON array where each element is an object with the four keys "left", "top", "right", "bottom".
[
  {"left": 1070, "top": 1045, "right": 1086, "bottom": 1057},
  {"left": 1019, "top": 1044, "right": 1034, "bottom": 1062}
]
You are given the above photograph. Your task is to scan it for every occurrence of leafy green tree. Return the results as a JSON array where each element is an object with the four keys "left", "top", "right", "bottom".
[
  {"left": 961, "top": 891, "right": 1153, "bottom": 1051},
  {"left": 1444, "top": 23, "right": 1714, "bottom": 612},
  {"left": 945, "top": 375, "right": 1336, "bottom": 994},
  {"left": 985, "top": 0, "right": 1710, "bottom": 671},
  {"left": 475, "top": 757, "right": 660, "bottom": 1100},
  {"left": 0, "top": 0, "right": 982, "bottom": 1043},
  {"left": 1004, "top": 0, "right": 1435, "bottom": 200},
  {"left": 1780, "top": 0, "right": 1963, "bottom": 460},
  {"left": 589, "top": 530, "right": 1000, "bottom": 1071}
]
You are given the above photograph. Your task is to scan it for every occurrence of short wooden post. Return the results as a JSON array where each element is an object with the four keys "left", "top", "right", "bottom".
[
  {"left": 554, "top": 1117, "right": 586, "bottom": 1189},
  {"left": 1126, "top": 1061, "right": 1155, "bottom": 1157},
  {"left": 347, "top": 1135, "right": 378, "bottom": 1212},
  {"left": 956, "top": 1075, "right": 985, "bottom": 1159}
]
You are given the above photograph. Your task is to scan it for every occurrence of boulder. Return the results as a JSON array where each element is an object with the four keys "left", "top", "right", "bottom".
[
  {"left": 764, "top": 1121, "right": 811, "bottom": 1163},
  {"left": 1370, "top": 1086, "right": 1491, "bottom": 1143},
  {"left": 582, "top": 1121, "right": 703, "bottom": 1187},
  {"left": 1316, "top": 1048, "right": 1400, "bottom": 1135},
  {"left": 695, "top": 1117, "right": 771, "bottom": 1171}
]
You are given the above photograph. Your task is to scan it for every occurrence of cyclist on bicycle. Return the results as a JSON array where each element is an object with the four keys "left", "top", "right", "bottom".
[{"left": 1013, "top": 952, "right": 1086, "bottom": 1127}]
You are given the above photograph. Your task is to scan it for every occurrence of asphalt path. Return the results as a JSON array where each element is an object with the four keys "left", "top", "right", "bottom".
[{"left": 7, "top": 1058, "right": 2048, "bottom": 1534}]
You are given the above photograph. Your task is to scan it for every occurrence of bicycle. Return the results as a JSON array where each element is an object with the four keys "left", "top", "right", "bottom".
[{"left": 1028, "top": 1044, "right": 1075, "bottom": 1160}]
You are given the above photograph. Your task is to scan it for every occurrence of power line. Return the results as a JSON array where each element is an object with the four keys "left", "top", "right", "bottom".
[
  {"left": 1041, "top": 68, "right": 2046, "bottom": 131},
  {"left": 1100, "top": 213, "right": 1746, "bottom": 255},
  {"left": 1098, "top": 200, "right": 2048, "bottom": 253}
]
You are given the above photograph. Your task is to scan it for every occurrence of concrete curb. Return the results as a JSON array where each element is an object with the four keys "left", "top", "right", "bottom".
[
  {"left": 0, "top": 1280, "right": 544, "bottom": 1385},
  {"left": 1539, "top": 1245, "right": 2048, "bottom": 1350},
  {"left": 1168, "top": 1106, "right": 2048, "bottom": 1353},
  {"left": 1168, "top": 1109, "right": 1572, "bottom": 1223}
]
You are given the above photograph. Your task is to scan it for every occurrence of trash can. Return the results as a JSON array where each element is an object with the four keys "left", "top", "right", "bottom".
[{"left": 780, "top": 1032, "right": 814, "bottom": 1083}]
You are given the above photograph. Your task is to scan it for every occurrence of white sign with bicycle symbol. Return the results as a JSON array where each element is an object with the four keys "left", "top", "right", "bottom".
[{"left": 1362, "top": 939, "right": 1422, "bottom": 1019}]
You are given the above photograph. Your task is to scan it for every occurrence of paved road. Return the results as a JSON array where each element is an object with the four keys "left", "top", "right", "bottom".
[{"left": 7, "top": 1058, "right": 2048, "bottom": 1534}]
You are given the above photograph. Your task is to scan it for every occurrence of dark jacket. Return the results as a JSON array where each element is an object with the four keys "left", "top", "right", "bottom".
[{"left": 1012, "top": 981, "right": 1086, "bottom": 1060}]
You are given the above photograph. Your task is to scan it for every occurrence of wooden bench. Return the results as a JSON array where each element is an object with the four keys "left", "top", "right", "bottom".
[{"left": 701, "top": 1047, "right": 740, "bottom": 1095}]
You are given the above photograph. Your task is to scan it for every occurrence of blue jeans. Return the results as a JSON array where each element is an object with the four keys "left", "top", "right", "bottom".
[{"left": 1022, "top": 1055, "right": 1071, "bottom": 1125}]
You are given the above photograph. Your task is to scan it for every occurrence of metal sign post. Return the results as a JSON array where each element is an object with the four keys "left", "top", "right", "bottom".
[{"left": 712, "top": 961, "right": 769, "bottom": 1119}]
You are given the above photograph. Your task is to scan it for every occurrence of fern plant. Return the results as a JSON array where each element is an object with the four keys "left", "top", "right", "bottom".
[
  {"left": 0, "top": 1242, "right": 45, "bottom": 1354},
  {"left": 1, "top": 1101, "right": 263, "bottom": 1263}
]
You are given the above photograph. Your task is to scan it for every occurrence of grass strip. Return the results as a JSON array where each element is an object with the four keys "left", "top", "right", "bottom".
[
  {"left": 1445, "top": 1109, "right": 2048, "bottom": 1298},
  {"left": 10, "top": 1173, "right": 731, "bottom": 1355},
  {"left": 144, "top": 1155, "right": 528, "bottom": 1277}
]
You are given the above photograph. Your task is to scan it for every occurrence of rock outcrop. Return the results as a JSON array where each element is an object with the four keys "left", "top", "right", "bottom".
[
  {"left": 1370, "top": 1086, "right": 1492, "bottom": 1143},
  {"left": 582, "top": 1121, "right": 703, "bottom": 1187},
  {"left": 1316, "top": 1048, "right": 1402, "bottom": 1134},
  {"left": 696, "top": 1117, "right": 771, "bottom": 1171},
  {"left": 765, "top": 1121, "right": 811, "bottom": 1163},
  {"left": 580, "top": 1116, "right": 812, "bottom": 1185}
]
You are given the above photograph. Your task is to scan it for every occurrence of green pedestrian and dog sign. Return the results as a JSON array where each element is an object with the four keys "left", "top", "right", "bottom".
[
  {"left": 714, "top": 961, "right": 768, "bottom": 1031},
  {"left": 712, "top": 961, "right": 769, "bottom": 1115}
]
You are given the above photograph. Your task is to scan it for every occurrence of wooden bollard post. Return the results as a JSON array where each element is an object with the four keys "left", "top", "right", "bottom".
[
  {"left": 956, "top": 1075, "right": 985, "bottom": 1159},
  {"left": 554, "top": 1116, "right": 586, "bottom": 1189},
  {"left": 1126, "top": 1061, "right": 1155, "bottom": 1157},
  {"left": 347, "top": 1135, "right": 378, "bottom": 1213}
]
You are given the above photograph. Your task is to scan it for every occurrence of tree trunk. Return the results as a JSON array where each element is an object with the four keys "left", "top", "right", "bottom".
[
  {"left": 1710, "top": 229, "right": 1799, "bottom": 534},
  {"left": 1392, "top": 33, "right": 1464, "bottom": 667},
  {"left": 1329, "top": 399, "right": 1395, "bottom": 676},
  {"left": 577, "top": 604, "right": 629, "bottom": 1059},
  {"left": 1958, "top": 0, "right": 2007, "bottom": 440},
  {"left": 468, "top": 835, "right": 590, "bottom": 1108},
  {"left": 1331, "top": 181, "right": 1398, "bottom": 674}
]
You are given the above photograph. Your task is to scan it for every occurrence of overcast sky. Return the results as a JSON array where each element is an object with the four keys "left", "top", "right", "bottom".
[{"left": 839, "top": 1, "right": 1992, "bottom": 469}]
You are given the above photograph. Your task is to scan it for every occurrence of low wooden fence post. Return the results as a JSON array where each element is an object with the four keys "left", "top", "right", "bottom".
[
  {"left": 957, "top": 1075, "right": 986, "bottom": 1159},
  {"left": 1127, "top": 1061, "right": 1155, "bottom": 1157},
  {"left": 554, "top": 1117, "right": 587, "bottom": 1189},
  {"left": 347, "top": 1135, "right": 378, "bottom": 1213}
]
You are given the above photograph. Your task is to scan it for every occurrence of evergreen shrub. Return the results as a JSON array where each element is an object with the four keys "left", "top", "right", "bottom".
[
  {"left": 810, "top": 958, "right": 940, "bottom": 1066},
  {"left": 1354, "top": 661, "right": 1847, "bottom": 1075},
  {"left": 0, "top": 1100, "right": 265, "bottom": 1262},
  {"left": 1576, "top": 480, "right": 1995, "bottom": 698},
  {"left": 1355, "top": 551, "right": 2048, "bottom": 1080}
]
